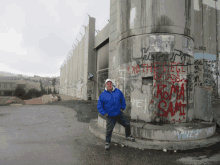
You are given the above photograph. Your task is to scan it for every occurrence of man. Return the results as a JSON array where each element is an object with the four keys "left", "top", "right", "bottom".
[{"left": 97, "top": 79, "right": 135, "bottom": 150}]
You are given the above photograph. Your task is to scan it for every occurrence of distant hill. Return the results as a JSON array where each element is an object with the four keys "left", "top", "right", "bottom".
[{"left": 0, "top": 71, "right": 29, "bottom": 77}]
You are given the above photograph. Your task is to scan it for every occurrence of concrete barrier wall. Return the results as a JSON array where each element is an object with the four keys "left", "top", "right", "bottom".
[
  {"left": 60, "top": 17, "right": 96, "bottom": 100},
  {"left": 97, "top": 43, "right": 109, "bottom": 99},
  {"left": 193, "top": 1, "right": 220, "bottom": 122},
  {"left": 111, "top": 0, "right": 195, "bottom": 123},
  {"left": 60, "top": 63, "right": 66, "bottom": 95},
  {"left": 108, "top": 0, "right": 119, "bottom": 80},
  {"left": 94, "top": 23, "right": 109, "bottom": 48},
  {"left": 60, "top": 1, "right": 220, "bottom": 125},
  {"left": 63, "top": 33, "right": 87, "bottom": 99},
  {"left": 97, "top": 43, "right": 109, "bottom": 70}
]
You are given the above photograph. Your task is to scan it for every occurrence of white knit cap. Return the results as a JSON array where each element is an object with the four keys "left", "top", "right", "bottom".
[{"left": 105, "top": 79, "right": 112, "bottom": 84}]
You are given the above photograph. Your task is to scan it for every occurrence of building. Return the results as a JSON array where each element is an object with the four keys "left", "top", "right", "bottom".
[
  {"left": 60, "top": 0, "right": 220, "bottom": 123},
  {"left": 0, "top": 77, "right": 41, "bottom": 96},
  {"left": 0, "top": 79, "right": 17, "bottom": 96}
]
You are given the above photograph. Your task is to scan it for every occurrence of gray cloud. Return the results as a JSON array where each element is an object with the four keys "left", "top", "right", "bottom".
[{"left": 0, "top": 0, "right": 110, "bottom": 77}]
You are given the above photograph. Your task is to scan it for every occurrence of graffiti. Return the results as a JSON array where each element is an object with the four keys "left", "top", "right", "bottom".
[
  {"left": 149, "top": 35, "right": 175, "bottom": 53},
  {"left": 194, "top": 59, "right": 203, "bottom": 87},
  {"left": 207, "top": 93, "right": 213, "bottom": 112},
  {"left": 173, "top": 129, "right": 202, "bottom": 139},
  {"left": 124, "top": 37, "right": 193, "bottom": 122},
  {"left": 194, "top": 75, "right": 200, "bottom": 82},
  {"left": 186, "top": 74, "right": 194, "bottom": 92},
  {"left": 134, "top": 47, "right": 192, "bottom": 63},
  {"left": 194, "top": 65, "right": 201, "bottom": 73},
  {"left": 128, "top": 62, "right": 186, "bottom": 75},
  {"left": 125, "top": 89, "right": 130, "bottom": 102},
  {"left": 147, "top": 57, "right": 190, "bottom": 120},
  {"left": 203, "top": 60, "right": 217, "bottom": 89},
  {"left": 175, "top": 128, "right": 201, "bottom": 138},
  {"left": 194, "top": 60, "right": 203, "bottom": 65},
  {"left": 130, "top": 84, "right": 142, "bottom": 93},
  {"left": 206, "top": 127, "right": 214, "bottom": 135},
  {"left": 204, "top": 79, "right": 216, "bottom": 86},
  {"left": 131, "top": 97, "right": 153, "bottom": 113},
  {"left": 194, "top": 83, "right": 203, "bottom": 87},
  {"left": 194, "top": 46, "right": 206, "bottom": 51},
  {"left": 170, "top": 49, "right": 192, "bottom": 63},
  {"left": 131, "top": 98, "right": 144, "bottom": 108},
  {"left": 155, "top": 83, "right": 186, "bottom": 117}
]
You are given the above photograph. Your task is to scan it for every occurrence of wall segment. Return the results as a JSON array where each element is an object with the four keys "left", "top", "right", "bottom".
[
  {"left": 114, "top": 0, "right": 195, "bottom": 123},
  {"left": 60, "top": 0, "right": 220, "bottom": 125}
]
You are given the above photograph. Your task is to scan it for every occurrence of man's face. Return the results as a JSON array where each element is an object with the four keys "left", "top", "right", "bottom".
[{"left": 105, "top": 81, "right": 112, "bottom": 91}]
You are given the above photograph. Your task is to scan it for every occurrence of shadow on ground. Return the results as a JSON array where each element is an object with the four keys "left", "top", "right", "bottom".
[{"left": 47, "top": 100, "right": 99, "bottom": 123}]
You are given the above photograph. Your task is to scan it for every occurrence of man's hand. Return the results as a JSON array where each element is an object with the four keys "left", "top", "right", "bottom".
[
  {"left": 121, "top": 109, "right": 123, "bottom": 111},
  {"left": 104, "top": 113, "right": 108, "bottom": 117}
]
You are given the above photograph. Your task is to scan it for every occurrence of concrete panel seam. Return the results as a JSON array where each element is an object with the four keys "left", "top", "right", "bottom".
[
  {"left": 117, "top": 32, "right": 195, "bottom": 45},
  {"left": 110, "top": 10, "right": 117, "bottom": 17},
  {"left": 110, "top": 1, "right": 117, "bottom": 9},
  {"left": 110, "top": 49, "right": 116, "bottom": 52},
  {"left": 117, "top": 26, "right": 194, "bottom": 41},
  {"left": 110, "top": 20, "right": 117, "bottom": 26},
  {"left": 110, "top": 29, "right": 117, "bottom": 35},
  {"left": 110, "top": 0, "right": 117, "bottom": 8},
  {"left": 109, "top": 38, "right": 117, "bottom": 43}
]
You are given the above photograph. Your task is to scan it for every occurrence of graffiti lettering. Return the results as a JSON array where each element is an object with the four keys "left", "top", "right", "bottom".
[
  {"left": 133, "top": 47, "right": 193, "bottom": 63},
  {"left": 131, "top": 98, "right": 153, "bottom": 113},
  {"left": 194, "top": 60, "right": 203, "bottom": 65},
  {"left": 173, "top": 129, "right": 202, "bottom": 139},
  {"left": 170, "top": 49, "right": 192, "bottom": 62},
  {"left": 128, "top": 45, "right": 194, "bottom": 122},
  {"left": 194, "top": 46, "right": 206, "bottom": 51},
  {"left": 206, "top": 127, "right": 214, "bottom": 135},
  {"left": 127, "top": 62, "right": 186, "bottom": 75},
  {"left": 155, "top": 83, "right": 186, "bottom": 117},
  {"left": 157, "top": 100, "right": 186, "bottom": 117}
]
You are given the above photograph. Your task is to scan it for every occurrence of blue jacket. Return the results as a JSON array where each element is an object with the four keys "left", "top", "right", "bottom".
[{"left": 97, "top": 85, "right": 126, "bottom": 117}]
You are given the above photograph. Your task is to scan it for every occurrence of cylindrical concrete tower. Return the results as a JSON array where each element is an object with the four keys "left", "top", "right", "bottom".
[{"left": 115, "top": 0, "right": 195, "bottom": 123}]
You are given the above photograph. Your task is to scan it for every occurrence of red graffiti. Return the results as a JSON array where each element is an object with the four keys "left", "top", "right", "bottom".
[
  {"left": 127, "top": 60, "right": 188, "bottom": 120},
  {"left": 154, "top": 62, "right": 159, "bottom": 73},
  {"left": 155, "top": 83, "right": 186, "bottom": 117},
  {"left": 157, "top": 100, "right": 186, "bottom": 117},
  {"left": 132, "top": 65, "right": 140, "bottom": 74},
  {"left": 127, "top": 62, "right": 185, "bottom": 74},
  {"left": 156, "top": 84, "right": 167, "bottom": 99},
  {"left": 142, "top": 63, "right": 152, "bottom": 73},
  {"left": 178, "top": 84, "right": 185, "bottom": 102},
  {"left": 156, "top": 84, "right": 185, "bottom": 101}
]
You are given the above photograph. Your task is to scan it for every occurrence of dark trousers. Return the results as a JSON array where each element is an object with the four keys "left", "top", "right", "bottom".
[{"left": 106, "top": 111, "right": 131, "bottom": 143}]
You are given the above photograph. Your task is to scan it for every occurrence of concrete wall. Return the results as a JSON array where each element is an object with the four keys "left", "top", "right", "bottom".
[
  {"left": 109, "top": 0, "right": 119, "bottom": 79},
  {"left": 97, "top": 43, "right": 109, "bottom": 70},
  {"left": 193, "top": 59, "right": 219, "bottom": 122},
  {"left": 193, "top": 1, "right": 220, "bottom": 122},
  {"left": 87, "top": 17, "right": 97, "bottom": 100},
  {"left": 60, "top": 17, "right": 96, "bottom": 100},
  {"left": 60, "top": 0, "right": 220, "bottom": 124},
  {"left": 111, "top": 0, "right": 195, "bottom": 123},
  {"left": 96, "top": 43, "right": 109, "bottom": 98},
  {"left": 94, "top": 23, "right": 109, "bottom": 48}
]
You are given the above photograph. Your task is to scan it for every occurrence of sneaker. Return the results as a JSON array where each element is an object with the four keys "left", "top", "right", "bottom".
[
  {"left": 105, "top": 142, "right": 110, "bottom": 150},
  {"left": 126, "top": 135, "right": 135, "bottom": 142}
]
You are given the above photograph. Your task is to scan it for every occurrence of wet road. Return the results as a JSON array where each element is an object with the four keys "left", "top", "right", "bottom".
[{"left": 0, "top": 100, "right": 219, "bottom": 165}]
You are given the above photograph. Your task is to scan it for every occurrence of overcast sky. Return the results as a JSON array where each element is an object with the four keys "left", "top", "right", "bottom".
[
  {"left": 0, "top": 0, "right": 110, "bottom": 78},
  {"left": 0, "top": 0, "right": 219, "bottom": 78}
]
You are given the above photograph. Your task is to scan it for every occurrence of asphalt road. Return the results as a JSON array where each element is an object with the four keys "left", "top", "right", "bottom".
[{"left": 0, "top": 100, "right": 219, "bottom": 165}]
